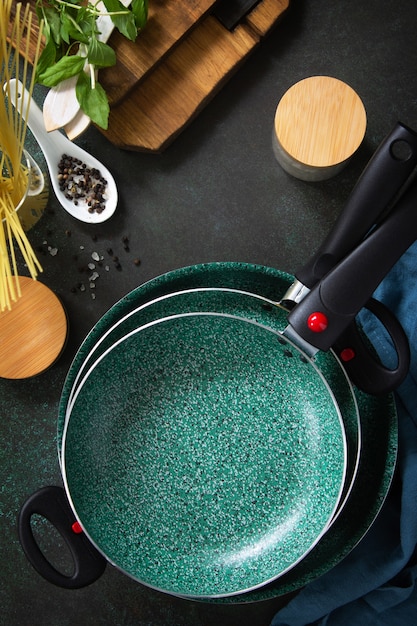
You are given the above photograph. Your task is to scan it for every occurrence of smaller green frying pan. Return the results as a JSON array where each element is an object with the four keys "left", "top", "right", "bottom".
[
  {"left": 64, "top": 287, "right": 361, "bottom": 529},
  {"left": 63, "top": 310, "right": 348, "bottom": 597}
]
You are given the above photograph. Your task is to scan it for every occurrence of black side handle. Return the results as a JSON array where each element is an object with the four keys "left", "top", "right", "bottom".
[
  {"left": 287, "top": 172, "right": 417, "bottom": 352},
  {"left": 18, "top": 486, "right": 106, "bottom": 589},
  {"left": 333, "top": 298, "right": 410, "bottom": 395},
  {"left": 296, "top": 122, "right": 417, "bottom": 288}
]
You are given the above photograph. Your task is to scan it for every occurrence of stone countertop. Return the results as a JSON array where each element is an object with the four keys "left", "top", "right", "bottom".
[{"left": 2, "top": 1, "right": 417, "bottom": 624}]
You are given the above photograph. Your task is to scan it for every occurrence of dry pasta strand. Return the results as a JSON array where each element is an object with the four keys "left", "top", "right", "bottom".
[{"left": 1, "top": 0, "right": 43, "bottom": 311}]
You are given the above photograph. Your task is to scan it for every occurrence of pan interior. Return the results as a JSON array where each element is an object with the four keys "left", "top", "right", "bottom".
[{"left": 63, "top": 313, "right": 347, "bottom": 598}]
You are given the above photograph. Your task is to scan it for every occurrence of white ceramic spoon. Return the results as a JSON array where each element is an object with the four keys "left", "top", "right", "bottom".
[
  {"left": 43, "top": 0, "right": 132, "bottom": 138},
  {"left": 43, "top": 74, "right": 81, "bottom": 132},
  {"left": 64, "top": 103, "right": 93, "bottom": 141},
  {"left": 7, "top": 79, "right": 118, "bottom": 224}
]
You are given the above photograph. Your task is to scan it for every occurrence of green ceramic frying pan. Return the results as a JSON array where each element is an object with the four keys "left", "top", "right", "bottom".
[
  {"left": 18, "top": 122, "right": 417, "bottom": 597},
  {"left": 58, "top": 167, "right": 417, "bottom": 596},
  {"left": 62, "top": 308, "right": 348, "bottom": 597},
  {"left": 63, "top": 287, "right": 361, "bottom": 528},
  {"left": 18, "top": 263, "right": 398, "bottom": 601}
]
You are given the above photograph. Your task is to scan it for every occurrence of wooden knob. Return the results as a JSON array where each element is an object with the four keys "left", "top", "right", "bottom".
[
  {"left": 273, "top": 76, "right": 367, "bottom": 181},
  {"left": 0, "top": 277, "right": 68, "bottom": 379}
]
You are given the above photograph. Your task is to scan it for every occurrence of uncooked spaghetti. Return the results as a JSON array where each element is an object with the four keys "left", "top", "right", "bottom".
[{"left": 1, "top": 0, "right": 43, "bottom": 311}]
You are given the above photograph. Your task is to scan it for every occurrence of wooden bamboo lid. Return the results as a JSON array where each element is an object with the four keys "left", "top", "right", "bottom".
[
  {"left": 0, "top": 277, "right": 68, "bottom": 379},
  {"left": 273, "top": 76, "right": 367, "bottom": 180}
]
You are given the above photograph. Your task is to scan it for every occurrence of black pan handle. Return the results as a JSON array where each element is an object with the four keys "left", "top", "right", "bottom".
[
  {"left": 18, "top": 486, "right": 106, "bottom": 588},
  {"left": 333, "top": 298, "right": 410, "bottom": 395},
  {"left": 296, "top": 122, "right": 417, "bottom": 289},
  {"left": 287, "top": 173, "right": 417, "bottom": 352}
]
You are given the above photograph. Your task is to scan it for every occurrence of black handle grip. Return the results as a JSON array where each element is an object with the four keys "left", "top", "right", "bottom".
[
  {"left": 333, "top": 298, "right": 410, "bottom": 395},
  {"left": 18, "top": 486, "right": 106, "bottom": 588},
  {"left": 296, "top": 122, "right": 417, "bottom": 287},
  {"left": 287, "top": 173, "right": 417, "bottom": 352}
]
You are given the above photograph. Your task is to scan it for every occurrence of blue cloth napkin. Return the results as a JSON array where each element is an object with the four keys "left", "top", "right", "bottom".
[{"left": 271, "top": 241, "right": 417, "bottom": 626}]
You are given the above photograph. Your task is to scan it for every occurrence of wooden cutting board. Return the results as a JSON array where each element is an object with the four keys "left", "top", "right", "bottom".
[
  {"left": 10, "top": 0, "right": 290, "bottom": 152},
  {"left": 103, "top": 0, "right": 290, "bottom": 151},
  {"left": 100, "top": 0, "right": 219, "bottom": 106}
]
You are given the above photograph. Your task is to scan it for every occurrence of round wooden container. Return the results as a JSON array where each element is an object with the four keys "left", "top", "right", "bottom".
[
  {"left": 0, "top": 277, "right": 68, "bottom": 379},
  {"left": 273, "top": 76, "right": 367, "bottom": 181}
]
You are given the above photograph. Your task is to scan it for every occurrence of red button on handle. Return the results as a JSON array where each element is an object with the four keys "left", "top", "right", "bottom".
[
  {"left": 72, "top": 521, "right": 83, "bottom": 534},
  {"left": 18, "top": 486, "right": 107, "bottom": 589},
  {"left": 340, "top": 347, "right": 356, "bottom": 362},
  {"left": 307, "top": 312, "right": 328, "bottom": 332}
]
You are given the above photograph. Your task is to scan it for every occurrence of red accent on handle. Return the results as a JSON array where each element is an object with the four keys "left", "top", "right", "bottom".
[
  {"left": 340, "top": 347, "right": 356, "bottom": 362},
  {"left": 307, "top": 312, "right": 328, "bottom": 332},
  {"left": 71, "top": 521, "right": 83, "bottom": 534}
]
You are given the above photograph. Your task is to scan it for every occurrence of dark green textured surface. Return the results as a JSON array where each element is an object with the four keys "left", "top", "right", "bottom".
[
  {"left": 0, "top": 0, "right": 413, "bottom": 623},
  {"left": 59, "top": 264, "right": 387, "bottom": 606},
  {"left": 63, "top": 313, "right": 346, "bottom": 597},
  {"left": 59, "top": 281, "right": 361, "bottom": 514}
]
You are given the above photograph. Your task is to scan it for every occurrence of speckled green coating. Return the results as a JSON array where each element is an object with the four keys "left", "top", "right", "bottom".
[
  {"left": 63, "top": 313, "right": 346, "bottom": 598},
  {"left": 57, "top": 262, "right": 396, "bottom": 603},
  {"left": 64, "top": 288, "right": 360, "bottom": 526}
]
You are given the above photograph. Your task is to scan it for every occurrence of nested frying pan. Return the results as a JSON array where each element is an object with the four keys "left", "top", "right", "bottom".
[
  {"left": 61, "top": 121, "right": 417, "bottom": 425},
  {"left": 18, "top": 123, "right": 417, "bottom": 596},
  {"left": 58, "top": 167, "right": 417, "bottom": 597},
  {"left": 19, "top": 266, "right": 398, "bottom": 604},
  {"left": 48, "top": 170, "right": 417, "bottom": 595},
  {"left": 60, "top": 122, "right": 417, "bottom": 510}
]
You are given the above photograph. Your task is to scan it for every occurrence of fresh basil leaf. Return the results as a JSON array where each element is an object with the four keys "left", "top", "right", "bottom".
[
  {"left": 87, "top": 38, "right": 116, "bottom": 67},
  {"left": 35, "top": 0, "right": 148, "bottom": 124},
  {"left": 76, "top": 71, "right": 110, "bottom": 129},
  {"left": 77, "top": 10, "right": 95, "bottom": 38},
  {"left": 64, "top": 18, "right": 91, "bottom": 45},
  {"left": 102, "top": 0, "right": 137, "bottom": 41},
  {"left": 37, "top": 55, "right": 86, "bottom": 87},
  {"left": 41, "top": 5, "right": 62, "bottom": 45},
  {"left": 35, "top": 38, "right": 57, "bottom": 82},
  {"left": 116, "top": 12, "right": 137, "bottom": 41},
  {"left": 36, "top": 6, "right": 50, "bottom": 43},
  {"left": 59, "top": 13, "right": 73, "bottom": 44},
  {"left": 132, "top": 0, "right": 148, "bottom": 29}
]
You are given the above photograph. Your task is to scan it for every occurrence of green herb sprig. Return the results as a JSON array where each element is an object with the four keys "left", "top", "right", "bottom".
[{"left": 35, "top": 0, "right": 148, "bottom": 129}]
